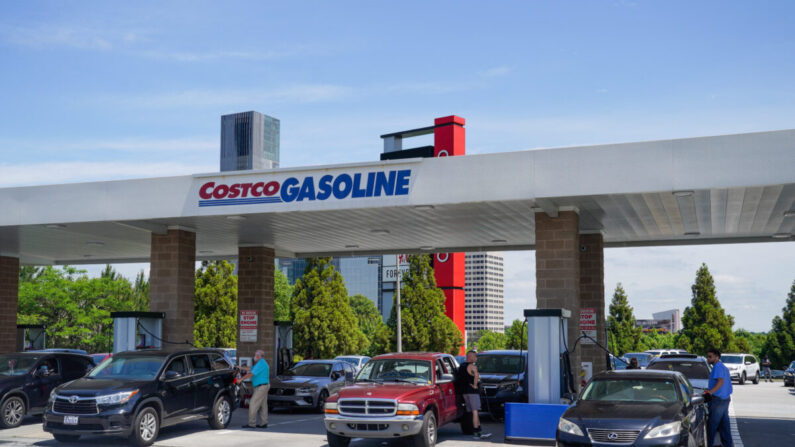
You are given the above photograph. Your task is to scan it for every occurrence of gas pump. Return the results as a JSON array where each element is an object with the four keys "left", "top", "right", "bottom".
[
  {"left": 110, "top": 311, "right": 165, "bottom": 353},
  {"left": 523, "top": 308, "right": 573, "bottom": 404},
  {"left": 17, "top": 324, "right": 46, "bottom": 351}
]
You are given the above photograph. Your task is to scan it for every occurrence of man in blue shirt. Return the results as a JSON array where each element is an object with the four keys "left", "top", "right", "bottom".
[
  {"left": 240, "top": 349, "right": 270, "bottom": 429},
  {"left": 704, "top": 349, "right": 733, "bottom": 447}
]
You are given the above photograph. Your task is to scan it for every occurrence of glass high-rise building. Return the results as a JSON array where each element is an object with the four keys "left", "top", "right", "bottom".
[
  {"left": 220, "top": 111, "right": 280, "bottom": 171},
  {"left": 464, "top": 252, "right": 505, "bottom": 339}
]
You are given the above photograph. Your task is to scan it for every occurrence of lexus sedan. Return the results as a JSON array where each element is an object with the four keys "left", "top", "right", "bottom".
[
  {"left": 268, "top": 360, "right": 355, "bottom": 411},
  {"left": 557, "top": 370, "right": 707, "bottom": 447}
]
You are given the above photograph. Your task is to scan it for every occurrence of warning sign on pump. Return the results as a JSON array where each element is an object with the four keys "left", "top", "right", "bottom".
[
  {"left": 240, "top": 310, "right": 258, "bottom": 342},
  {"left": 579, "top": 308, "right": 597, "bottom": 344}
]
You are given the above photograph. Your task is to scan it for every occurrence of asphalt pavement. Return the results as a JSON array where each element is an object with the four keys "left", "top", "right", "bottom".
[{"left": 0, "top": 381, "right": 791, "bottom": 446}]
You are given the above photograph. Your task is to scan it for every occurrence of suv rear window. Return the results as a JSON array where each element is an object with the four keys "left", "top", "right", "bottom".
[
  {"left": 647, "top": 361, "right": 710, "bottom": 379},
  {"left": 721, "top": 355, "right": 743, "bottom": 364}
]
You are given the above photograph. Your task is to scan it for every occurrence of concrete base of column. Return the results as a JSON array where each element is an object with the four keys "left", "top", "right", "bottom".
[
  {"left": 0, "top": 256, "right": 19, "bottom": 353},
  {"left": 150, "top": 229, "right": 196, "bottom": 346},
  {"left": 237, "top": 247, "right": 275, "bottom": 376}
]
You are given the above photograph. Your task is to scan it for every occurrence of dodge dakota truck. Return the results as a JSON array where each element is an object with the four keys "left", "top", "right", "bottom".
[{"left": 323, "top": 352, "right": 469, "bottom": 447}]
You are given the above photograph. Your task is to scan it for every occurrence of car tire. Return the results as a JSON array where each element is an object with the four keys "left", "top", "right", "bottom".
[
  {"left": 327, "top": 432, "right": 351, "bottom": 447},
  {"left": 130, "top": 406, "right": 160, "bottom": 447},
  {"left": 316, "top": 390, "right": 329, "bottom": 413},
  {"left": 739, "top": 372, "right": 746, "bottom": 385},
  {"left": 460, "top": 411, "right": 475, "bottom": 435},
  {"left": 411, "top": 410, "right": 437, "bottom": 447},
  {"left": 753, "top": 371, "right": 760, "bottom": 384},
  {"left": 208, "top": 395, "right": 232, "bottom": 429},
  {"left": 0, "top": 396, "right": 26, "bottom": 429},
  {"left": 53, "top": 434, "right": 81, "bottom": 442}
]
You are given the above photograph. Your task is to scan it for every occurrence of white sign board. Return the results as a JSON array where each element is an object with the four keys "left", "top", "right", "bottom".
[
  {"left": 240, "top": 310, "right": 258, "bottom": 342},
  {"left": 579, "top": 308, "right": 597, "bottom": 344},
  {"left": 382, "top": 254, "right": 409, "bottom": 283}
]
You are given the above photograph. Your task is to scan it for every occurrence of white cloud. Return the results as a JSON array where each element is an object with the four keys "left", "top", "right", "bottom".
[
  {"left": 0, "top": 160, "right": 215, "bottom": 187},
  {"left": 3, "top": 25, "right": 120, "bottom": 50},
  {"left": 139, "top": 48, "right": 295, "bottom": 62},
  {"left": 479, "top": 66, "right": 511, "bottom": 78}
]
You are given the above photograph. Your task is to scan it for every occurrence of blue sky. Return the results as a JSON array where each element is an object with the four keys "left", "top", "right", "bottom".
[{"left": 1, "top": 1, "right": 793, "bottom": 331}]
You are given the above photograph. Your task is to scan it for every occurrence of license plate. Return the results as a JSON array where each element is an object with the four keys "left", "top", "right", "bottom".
[{"left": 64, "top": 415, "right": 79, "bottom": 425}]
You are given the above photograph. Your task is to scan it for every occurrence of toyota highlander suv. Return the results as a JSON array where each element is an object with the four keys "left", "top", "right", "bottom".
[
  {"left": 721, "top": 353, "right": 760, "bottom": 384},
  {"left": 43, "top": 349, "right": 237, "bottom": 446}
]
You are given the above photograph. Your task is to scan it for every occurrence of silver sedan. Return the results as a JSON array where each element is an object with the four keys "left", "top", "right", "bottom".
[{"left": 268, "top": 360, "right": 355, "bottom": 411}]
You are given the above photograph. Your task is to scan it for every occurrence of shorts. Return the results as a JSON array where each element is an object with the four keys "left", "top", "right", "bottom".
[{"left": 463, "top": 393, "right": 481, "bottom": 412}]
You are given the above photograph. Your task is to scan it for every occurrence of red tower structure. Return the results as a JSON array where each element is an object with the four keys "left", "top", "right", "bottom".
[{"left": 380, "top": 116, "right": 467, "bottom": 354}]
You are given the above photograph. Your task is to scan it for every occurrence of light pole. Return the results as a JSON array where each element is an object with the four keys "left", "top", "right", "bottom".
[{"left": 396, "top": 267, "right": 402, "bottom": 353}]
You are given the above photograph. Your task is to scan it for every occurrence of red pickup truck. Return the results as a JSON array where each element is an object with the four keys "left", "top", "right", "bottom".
[{"left": 323, "top": 352, "right": 469, "bottom": 447}]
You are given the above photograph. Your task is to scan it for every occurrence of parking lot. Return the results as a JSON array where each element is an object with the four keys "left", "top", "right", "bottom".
[{"left": 0, "top": 381, "right": 792, "bottom": 447}]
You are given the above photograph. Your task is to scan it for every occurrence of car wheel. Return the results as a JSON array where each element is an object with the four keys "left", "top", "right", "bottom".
[
  {"left": 130, "top": 406, "right": 159, "bottom": 447},
  {"left": 209, "top": 395, "right": 232, "bottom": 429},
  {"left": 316, "top": 390, "right": 329, "bottom": 413},
  {"left": 460, "top": 411, "right": 475, "bottom": 435},
  {"left": 412, "top": 410, "right": 437, "bottom": 447},
  {"left": 0, "top": 396, "right": 26, "bottom": 429},
  {"left": 739, "top": 372, "right": 746, "bottom": 385},
  {"left": 753, "top": 371, "right": 760, "bottom": 384},
  {"left": 53, "top": 434, "right": 81, "bottom": 442},
  {"left": 327, "top": 432, "right": 351, "bottom": 447}
]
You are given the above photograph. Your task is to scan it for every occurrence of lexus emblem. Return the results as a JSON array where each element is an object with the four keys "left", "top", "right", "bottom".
[
  {"left": 69, "top": 395, "right": 78, "bottom": 404},
  {"left": 607, "top": 432, "right": 619, "bottom": 441}
]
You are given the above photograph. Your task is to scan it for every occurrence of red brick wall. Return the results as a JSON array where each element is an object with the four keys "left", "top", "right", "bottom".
[
  {"left": 237, "top": 246, "right": 275, "bottom": 375},
  {"left": 579, "top": 233, "right": 607, "bottom": 374},
  {"left": 535, "top": 211, "right": 581, "bottom": 388},
  {"left": 149, "top": 229, "right": 195, "bottom": 346},
  {"left": 0, "top": 256, "right": 19, "bottom": 353}
]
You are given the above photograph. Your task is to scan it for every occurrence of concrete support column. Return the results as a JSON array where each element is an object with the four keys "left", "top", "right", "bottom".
[
  {"left": 150, "top": 229, "right": 196, "bottom": 345},
  {"left": 579, "top": 233, "right": 607, "bottom": 374},
  {"left": 237, "top": 246, "right": 275, "bottom": 375},
  {"left": 535, "top": 211, "right": 581, "bottom": 388},
  {"left": 0, "top": 256, "right": 19, "bottom": 353}
]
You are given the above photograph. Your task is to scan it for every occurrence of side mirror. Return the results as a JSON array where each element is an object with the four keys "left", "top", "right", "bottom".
[
  {"left": 331, "top": 371, "right": 341, "bottom": 380},
  {"left": 745, "top": 361, "right": 752, "bottom": 365},
  {"left": 438, "top": 373, "right": 454, "bottom": 383},
  {"left": 691, "top": 395, "right": 705, "bottom": 406},
  {"left": 165, "top": 370, "right": 182, "bottom": 380}
]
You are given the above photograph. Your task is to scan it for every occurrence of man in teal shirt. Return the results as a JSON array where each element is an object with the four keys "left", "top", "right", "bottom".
[
  {"left": 241, "top": 349, "right": 270, "bottom": 429},
  {"left": 704, "top": 349, "right": 733, "bottom": 447}
]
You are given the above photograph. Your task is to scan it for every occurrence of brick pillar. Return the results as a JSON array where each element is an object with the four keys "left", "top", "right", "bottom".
[
  {"left": 579, "top": 233, "right": 607, "bottom": 374},
  {"left": 150, "top": 229, "right": 195, "bottom": 346},
  {"left": 237, "top": 246, "right": 275, "bottom": 376},
  {"left": 0, "top": 256, "right": 19, "bottom": 353},
  {"left": 535, "top": 211, "right": 581, "bottom": 389}
]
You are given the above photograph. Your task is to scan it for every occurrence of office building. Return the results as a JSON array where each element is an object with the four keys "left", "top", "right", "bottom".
[
  {"left": 220, "top": 111, "right": 280, "bottom": 171},
  {"left": 464, "top": 252, "right": 505, "bottom": 338}
]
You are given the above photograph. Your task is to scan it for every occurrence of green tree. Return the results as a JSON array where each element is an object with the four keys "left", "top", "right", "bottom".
[
  {"left": 678, "top": 264, "right": 737, "bottom": 355},
  {"left": 274, "top": 269, "right": 293, "bottom": 321},
  {"left": 640, "top": 329, "right": 677, "bottom": 350},
  {"left": 193, "top": 261, "right": 238, "bottom": 348},
  {"left": 473, "top": 329, "right": 507, "bottom": 351},
  {"left": 132, "top": 270, "right": 149, "bottom": 311},
  {"left": 607, "top": 283, "right": 644, "bottom": 356},
  {"left": 17, "top": 265, "right": 146, "bottom": 352},
  {"left": 733, "top": 329, "right": 767, "bottom": 359},
  {"left": 505, "top": 319, "right": 528, "bottom": 350},
  {"left": 292, "top": 258, "right": 367, "bottom": 358},
  {"left": 387, "top": 254, "right": 463, "bottom": 354},
  {"left": 761, "top": 280, "right": 795, "bottom": 368},
  {"left": 349, "top": 294, "right": 390, "bottom": 356}
]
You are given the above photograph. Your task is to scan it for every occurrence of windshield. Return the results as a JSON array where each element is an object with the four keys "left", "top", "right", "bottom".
[
  {"left": 647, "top": 361, "right": 710, "bottom": 380},
  {"left": 623, "top": 353, "right": 652, "bottom": 367},
  {"left": 88, "top": 355, "right": 165, "bottom": 380},
  {"left": 0, "top": 355, "right": 40, "bottom": 376},
  {"left": 582, "top": 379, "right": 680, "bottom": 403},
  {"left": 356, "top": 359, "right": 431, "bottom": 384},
  {"left": 477, "top": 355, "right": 524, "bottom": 374},
  {"left": 283, "top": 363, "right": 332, "bottom": 377},
  {"left": 721, "top": 355, "right": 742, "bottom": 364},
  {"left": 789, "top": 361, "right": 795, "bottom": 370}
]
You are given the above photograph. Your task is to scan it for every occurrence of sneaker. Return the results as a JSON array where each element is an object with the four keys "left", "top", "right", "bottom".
[
  {"left": 257, "top": 424, "right": 268, "bottom": 428},
  {"left": 475, "top": 432, "right": 492, "bottom": 439},
  {"left": 241, "top": 424, "right": 256, "bottom": 429}
]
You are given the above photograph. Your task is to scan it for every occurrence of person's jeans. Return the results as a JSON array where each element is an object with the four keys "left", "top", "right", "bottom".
[
  {"left": 708, "top": 396, "right": 733, "bottom": 447},
  {"left": 763, "top": 367, "right": 771, "bottom": 381}
]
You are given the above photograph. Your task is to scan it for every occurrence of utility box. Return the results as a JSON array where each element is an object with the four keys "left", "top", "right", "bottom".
[
  {"left": 111, "top": 312, "right": 165, "bottom": 353},
  {"left": 524, "top": 308, "right": 571, "bottom": 404},
  {"left": 17, "top": 324, "right": 46, "bottom": 351}
]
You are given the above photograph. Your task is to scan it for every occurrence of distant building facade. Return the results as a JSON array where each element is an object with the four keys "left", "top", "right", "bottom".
[
  {"left": 220, "top": 111, "right": 280, "bottom": 171},
  {"left": 636, "top": 309, "right": 680, "bottom": 333},
  {"left": 464, "top": 252, "right": 504, "bottom": 339}
]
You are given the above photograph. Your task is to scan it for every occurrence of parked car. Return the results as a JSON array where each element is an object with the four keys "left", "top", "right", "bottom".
[
  {"left": 770, "top": 369, "right": 784, "bottom": 379},
  {"left": 0, "top": 352, "right": 95, "bottom": 429},
  {"left": 475, "top": 350, "right": 527, "bottom": 420},
  {"left": 647, "top": 354, "right": 711, "bottom": 392},
  {"left": 622, "top": 352, "right": 654, "bottom": 369},
  {"left": 43, "top": 348, "right": 237, "bottom": 446},
  {"left": 334, "top": 355, "right": 370, "bottom": 373},
  {"left": 646, "top": 349, "right": 688, "bottom": 358},
  {"left": 219, "top": 348, "right": 237, "bottom": 365},
  {"left": 557, "top": 370, "right": 708, "bottom": 447},
  {"left": 33, "top": 349, "right": 89, "bottom": 355},
  {"left": 721, "top": 353, "right": 760, "bottom": 384},
  {"left": 324, "top": 352, "right": 466, "bottom": 447},
  {"left": 610, "top": 355, "right": 628, "bottom": 370},
  {"left": 269, "top": 360, "right": 355, "bottom": 412},
  {"left": 784, "top": 361, "right": 795, "bottom": 386}
]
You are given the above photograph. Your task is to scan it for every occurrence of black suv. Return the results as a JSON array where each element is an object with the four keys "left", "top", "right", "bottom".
[
  {"left": 1, "top": 352, "right": 95, "bottom": 429},
  {"left": 43, "top": 348, "right": 237, "bottom": 446},
  {"left": 475, "top": 350, "right": 528, "bottom": 420}
]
